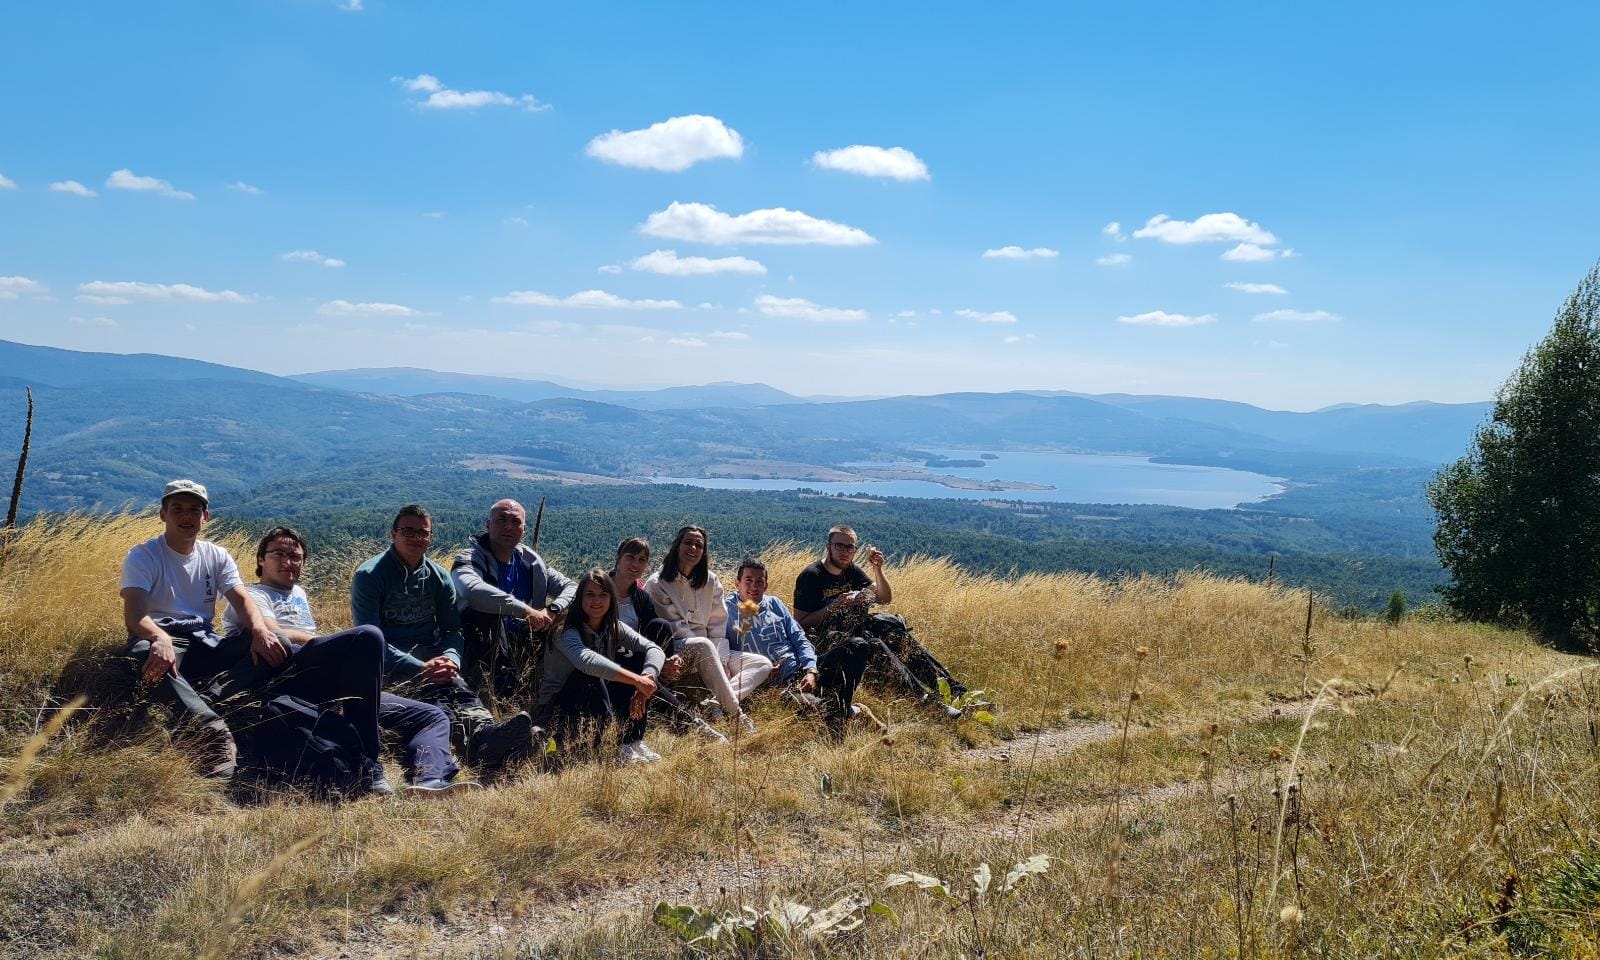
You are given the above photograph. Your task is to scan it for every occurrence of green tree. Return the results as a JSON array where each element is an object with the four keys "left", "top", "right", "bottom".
[
  {"left": 1384, "top": 591, "right": 1405, "bottom": 625},
  {"left": 1428, "top": 262, "right": 1600, "bottom": 652}
]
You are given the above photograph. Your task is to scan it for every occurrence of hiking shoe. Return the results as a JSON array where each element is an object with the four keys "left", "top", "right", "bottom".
[
  {"left": 632, "top": 741, "right": 663, "bottom": 762},
  {"left": 699, "top": 698, "right": 726, "bottom": 722},
  {"left": 362, "top": 760, "right": 396, "bottom": 798},
  {"left": 736, "top": 713, "right": 757, "bottom": 736},
  {"left": 690, "top": 717, "right": 729, "bottom": 743},
  {"left": 472, "top": 711, "right": 535, "bottom": 771},
  {"left": 406, "top": 777, "right": 483, "bottom": 797}
]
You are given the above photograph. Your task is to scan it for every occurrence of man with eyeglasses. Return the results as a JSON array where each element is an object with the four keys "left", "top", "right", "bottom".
[
  {"left": 223, "top": 526, "right": 478, "bottom": 795},
  {"left": 451, "top": 498, "right": 576, "bottom": 701},
  {"left": 793, "top": 524, "right": 969, "bottom": 729},
  {"left": 352, "top": 504, "right": 534, "bottom": 776}
]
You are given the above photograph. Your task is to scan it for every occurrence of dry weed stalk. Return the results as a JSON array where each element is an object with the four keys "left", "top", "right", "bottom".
[
  {"left": 0, "top": 693, "right": 86, "bottom": 806},
  {"left": 197, "top": 831, "right": 324, "bottom": 960}
]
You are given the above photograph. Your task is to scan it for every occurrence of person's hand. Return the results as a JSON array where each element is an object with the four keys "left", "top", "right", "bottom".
[
  {"left": 419, "top": 656, "right": 459, "bottom": 685},
  {"left": 661, "top": 655, "right": 683, "bottom": 682},
  {"left": 250, "top": 625, "right": 289, "bottom": 668},
  {"left": 141, "top": 635, "right": 177, "bottom": 683},
  {"left": 866, "top": 546, "right": 885, "bottom": 570},
  {"left": 525, "top": 606, "right": 554, "bottom": 631},
  {"left": 798, "top": 671, "right": 818, "bottom": 694},
  {"left": 629, "top": 689, "right": 650, "bottom": 721},
  {"left": 632, "top": 673, "right": 658, "bottom": 699}
]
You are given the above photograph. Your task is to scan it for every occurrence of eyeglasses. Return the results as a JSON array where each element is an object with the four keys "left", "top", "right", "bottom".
[
  {"left": 396, "top": 526, "right": 433, "bottom": 540},
  {"left": 829, "top": 541, "right": 858, "bottom": 552},
  {"left": 265, "top": 550, "right": 305, "bottom": 563}
]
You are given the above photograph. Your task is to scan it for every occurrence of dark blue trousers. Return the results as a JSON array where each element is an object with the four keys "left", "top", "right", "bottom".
[
  {"left": 222, "top": 625, "right": 385, "bottom": 761},
  {"left": 378, "top": 694, "right": 458, "bottom": 782}
]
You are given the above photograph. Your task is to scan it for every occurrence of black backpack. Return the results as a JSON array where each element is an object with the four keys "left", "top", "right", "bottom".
[{"left": 231, "top": 694, "right": 367, "bottom": 796}]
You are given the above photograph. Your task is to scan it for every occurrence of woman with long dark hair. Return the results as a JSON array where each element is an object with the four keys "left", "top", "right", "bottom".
[
  {"left": 644, "top": 525, "right": 770, "bottom": 734},
  {"left": 533, "top": 568, "right": 666, "bottom": 764}
]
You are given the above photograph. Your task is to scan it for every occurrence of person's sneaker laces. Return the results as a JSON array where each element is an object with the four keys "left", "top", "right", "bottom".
[
  {"left": 472, "top": 711, "right": 535, "bottom": 770},
  {"left": 690, "top": 717, "right": 729, "bottom": 743},
  {"left": 736, "top": 713, "right": 757, "bottom": 736},
  {"left": 632, "top": 741, "right": 663, "bottom": 762},
  {"left": 406, "top": 777, "right": 483, "bottom": 797},
  {"left": 617, "top": 742, "right": 652, "bottom": 765}
]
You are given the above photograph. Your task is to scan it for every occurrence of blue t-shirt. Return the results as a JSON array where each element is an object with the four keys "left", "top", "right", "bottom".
[{"left": 497, "top": 559, "right": 527, "bottom": 636}]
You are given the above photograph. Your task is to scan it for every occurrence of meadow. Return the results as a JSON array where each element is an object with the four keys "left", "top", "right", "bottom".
[{"left": 1, "top": 513, "right": 1596, "bottom": 958}]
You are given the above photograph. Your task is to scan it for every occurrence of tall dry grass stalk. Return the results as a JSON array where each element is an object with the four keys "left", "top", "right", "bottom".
[{"left": 0, "top": 693, "right": 85, "bottom": 806}]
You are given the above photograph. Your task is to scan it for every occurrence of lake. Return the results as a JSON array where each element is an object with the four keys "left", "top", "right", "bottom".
[{"left": 650, "top": 450, "right": 1285, "bottom": 510}]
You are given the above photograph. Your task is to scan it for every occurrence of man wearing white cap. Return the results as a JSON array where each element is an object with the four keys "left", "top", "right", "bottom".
[{"left": 119, "top": 479, "right": 288, "bottom": 780}]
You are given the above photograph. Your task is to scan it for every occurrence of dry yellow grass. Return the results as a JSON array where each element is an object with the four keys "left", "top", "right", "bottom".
[{"left": 0, "top": 515, "right": 1596, "bottom": 959}]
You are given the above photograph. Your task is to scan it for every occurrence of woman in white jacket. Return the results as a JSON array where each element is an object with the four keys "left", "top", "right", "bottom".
[{"left": 644, "top": 525, "right": 770, "bottom": 733}]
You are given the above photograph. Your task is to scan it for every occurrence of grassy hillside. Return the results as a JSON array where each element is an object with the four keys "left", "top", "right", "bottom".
[{"left": 1, "top": 516, "right": 1594, "bottom": 958}]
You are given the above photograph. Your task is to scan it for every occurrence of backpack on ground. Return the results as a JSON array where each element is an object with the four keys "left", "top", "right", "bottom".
[{"left": 230, "top": 693, "right": 367, "bottom": 796}]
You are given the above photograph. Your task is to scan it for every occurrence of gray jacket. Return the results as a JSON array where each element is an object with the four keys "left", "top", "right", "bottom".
[
  {"left": 536, "top": 621, "right": 664, "bottom": 709},
  {"left": 451, "top": 533, "right": 578, "bottom": 618}
]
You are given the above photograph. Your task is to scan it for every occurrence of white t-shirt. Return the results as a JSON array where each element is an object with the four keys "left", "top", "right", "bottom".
[
  {"left": 221, "top": 582, "right": 318, "bottom": 637},
  {"left": 119, "top": 535, "right": 244, "bottom": 630}
]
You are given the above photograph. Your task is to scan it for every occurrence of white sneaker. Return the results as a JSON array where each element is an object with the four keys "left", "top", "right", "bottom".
[
  {"left": 737, "top": 713, "right": 757, "bottom": 736},
  {"left": 617, "top": 742, "right": 645, "bottom": 765},
  {"left": 690, "top": 717, "right": 729, "bottom": 743},
  {"left": 699, "top": 697, "right": 726, "bottom": 722},
  {"left": 634, "top": 741, "right": 663, "bottom": 762}
]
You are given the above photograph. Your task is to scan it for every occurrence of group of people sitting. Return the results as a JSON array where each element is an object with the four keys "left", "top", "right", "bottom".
[{"left": 120, "top": 479, "right": 972, "bottom": 798}]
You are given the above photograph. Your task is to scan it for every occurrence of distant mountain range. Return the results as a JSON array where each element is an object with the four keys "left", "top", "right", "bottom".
[{"left": 0, "top": 339, "right": 1492, "bottom": 515}]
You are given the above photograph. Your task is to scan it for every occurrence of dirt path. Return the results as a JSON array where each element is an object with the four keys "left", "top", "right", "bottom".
[{"left": 308, "top": 696, "right": 1340, "bottom": 959}]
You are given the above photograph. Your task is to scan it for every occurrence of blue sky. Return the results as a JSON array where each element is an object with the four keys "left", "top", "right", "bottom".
[{"left": 2, "top": 2, "right": 1597, "bottom": 409}]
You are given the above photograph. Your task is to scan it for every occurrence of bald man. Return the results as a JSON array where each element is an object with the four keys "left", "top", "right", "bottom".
[{"left": 452, "top": 498, "right": 578, "bottom": 700}]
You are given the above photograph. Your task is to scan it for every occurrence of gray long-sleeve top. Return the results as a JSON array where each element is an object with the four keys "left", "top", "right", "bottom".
[
  {"left": 451, "top": 533, "right": 578, "bottom": 617},
  {"left": 535, "top": 620, "right": 665, "bottom": 709}
]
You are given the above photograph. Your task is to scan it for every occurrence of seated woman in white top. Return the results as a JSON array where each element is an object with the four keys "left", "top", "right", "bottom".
[{"left": 643, "top": 525, "right": 770, "bottom": 734}]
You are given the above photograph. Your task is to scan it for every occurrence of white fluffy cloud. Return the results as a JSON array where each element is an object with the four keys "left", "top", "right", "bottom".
[
  {"left": 1102, "top": 221, "right": 1127, "bottom": 242},
  {"left": 1222, "top": 243, "right": 1295, "bottom": 262},
  {"left": 68, "top": 315, "right": 118, "bottom": 327},
  {"left": 106, "top": 168, "right": 194, "bottom": 200},
  {"left": 630, "top": 249, "right": 767, "bottom": 276},
  {"left": 1116, "top": 310, "right": 1217, "bottom": 327},
  {"left": 228, "top": 181, "right": 263, "bottom": 195},
  {"left": 78, "top": 280, "right": 254, "bottom": 303},
  {"left": 709, "top": 330, "right": 750, "bottom": 341},
  {"left": 811, "top": 145, "right": 930, "bottom": 182},
  {"left": 0, "top": 276, "right": 46, "bottom": 299},
  {"left": 956, "top": 308, "right": 1019, "bottom": 325},
  {"left": 641, "top": 202, "right": 875, "bottom": 246},
  {"left": 585, "top": 115, "right": 744, "bottom": 172},
  {"left": 1225, "top": 281, "right": 1288, "bottom": 295},
  {"left": 1096, "top": 253, "right": 1132, "bottom": 267},
  {"left": 1252, "top": 309, "right": 1342, "bottom": 323},
  {"left": 667, "top": 336, "right": 707, "bottom": 348},
  {"left": 597, "top": 264, "right": 624, "bottom": 275},
  {"left": 1134, "top": 213, "right": 1277, "bottom": 246},
  {"left": 982, "top": 245, "right": 1059, "bottom": 260},
  {"left": 317, "top": 300, "right": 427, "bottom": 317},
  {"left": 49, "top": 180, "right": 96, "bottom": 197},
  {"left": 492, "top": 289, "right": 683, "bottom": 310},
  {"left": 0, "top": 172, "right": 16, "bottom": 190},
  {"left": 392, "top": 74, "right": 550, "bottom": 112},
  {"left": 282, "top": 249, "right": 346, "bottom": 268},
  {"left": 754, "top": 295, "right": 868, "bottom": 323}
]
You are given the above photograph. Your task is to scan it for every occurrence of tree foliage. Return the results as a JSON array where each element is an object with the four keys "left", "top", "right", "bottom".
[{"left": 1429, "top": 261, "right": 1600, "bottom": 651}]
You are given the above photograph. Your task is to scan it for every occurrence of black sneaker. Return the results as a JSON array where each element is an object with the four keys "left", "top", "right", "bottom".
[
  {"left": 362, "top": 759, "right": 396, "bottom": 798},
  {"left": 471, "top": 711, "right": 535, "bottom": 771}
]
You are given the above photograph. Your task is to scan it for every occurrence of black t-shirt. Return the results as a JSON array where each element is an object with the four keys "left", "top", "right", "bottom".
[{"left": 793, "top": 560, "right": 872, "bottom": 624}]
